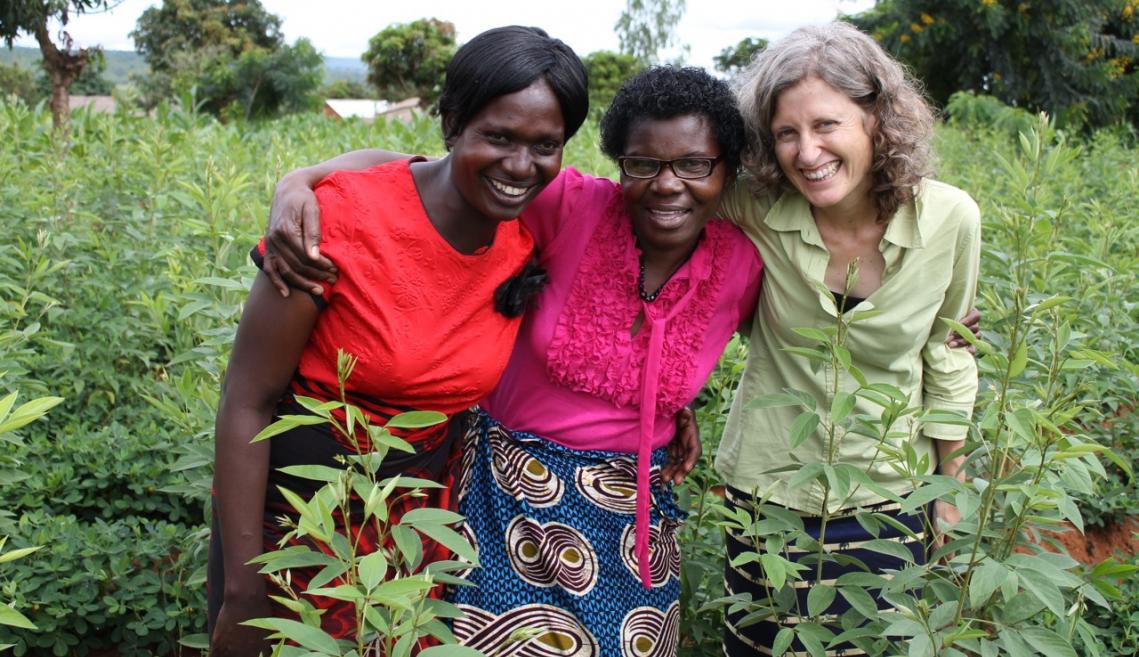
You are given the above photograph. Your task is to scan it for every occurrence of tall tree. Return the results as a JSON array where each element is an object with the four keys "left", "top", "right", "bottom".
[
  {"left": 131, "top": 0, "right": 282, "bottom": 74},
  {"left": 851, "top": 0, "right": 1139, "bottom": 129},
  {"left": 614, "top": 0, "right": 687, "bottom": 64},
  {"left": 362, "top": 18, "right": 456, "bottom": 108},
  {"left": 0, "top": 1, "right": 113, "bottom": 132},
  {"left": 713, "top": 36, "right": 767, "bottom": 77},
  {"left": 130, "top": 0, "right": 320, "bottom": 119}
]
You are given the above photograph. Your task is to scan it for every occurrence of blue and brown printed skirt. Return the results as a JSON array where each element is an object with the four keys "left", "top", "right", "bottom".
[{"left": 450, "top": 409, "right": 685, "bottom": 657}]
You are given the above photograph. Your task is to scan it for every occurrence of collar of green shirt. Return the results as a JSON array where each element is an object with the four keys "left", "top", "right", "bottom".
[{"left": 761, "top": 190, "right": 926, "bottom": 249}]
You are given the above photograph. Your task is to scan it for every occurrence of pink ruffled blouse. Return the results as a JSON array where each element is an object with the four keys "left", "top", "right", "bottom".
[{"left": 482, "top": 167, "right": 763, "bottom": 586}]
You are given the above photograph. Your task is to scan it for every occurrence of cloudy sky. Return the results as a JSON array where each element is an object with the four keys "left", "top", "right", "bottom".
[{"left": 16, "top": 0, "right": 875, "bottom": 70}]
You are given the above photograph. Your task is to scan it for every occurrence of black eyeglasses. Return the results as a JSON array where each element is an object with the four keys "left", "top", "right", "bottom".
[{"left": 617, "top": 156, "right": 723, "bottom": 180}]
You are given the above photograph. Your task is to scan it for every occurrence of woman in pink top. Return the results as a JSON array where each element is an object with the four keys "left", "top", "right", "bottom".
[{"left": 264, "top": 67, "right": 759, "bottom": 656}]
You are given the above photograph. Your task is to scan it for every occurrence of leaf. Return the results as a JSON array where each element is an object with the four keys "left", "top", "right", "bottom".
[
  {"left": 807, "top": 583, "right": 836, "bottom": 617},
  {"left": 831, "top": 392, "right": 855, "bottom": 424},
  {"left": 839, "top": 585, "right": 880, "bottom": 619},
  {"left": 760, "top": 553, "right": 788, "bottom": 590},
  {"left": 413, "top": 523, "right": 478, "bottom": 564},
  {"left": 788, "top": 462, "right": 825, "bottom": 491},
  {"left": 292, "top": 395, "right": 342, "bottom": 415},
  {"left": 357, "top": 551, "right": 388, "bottom": 591},
  {"left": 789, "top": 412, "right": 820, "bottom": 450},
  {"left": 1020, "top": 627, "right": 1077, "bottom": 657},
  {"left": 1018, "top": 568, "right": 1066, "bottom": 616},
  {"left": 373, "top": 576, "right": 434, "bottom": 606},
  {"left": 0, "top": 545, "right": 42, "bottom": 564},
  {"left": 386, "top": 410, "right": 447, "bottom": 429},
  {"left": 277, "top": 465, "right": 348, "bottom": 484},
  {"left": 0, "top": 604, "right": 37, "bottom": 630},
  {"left": 792, "top": 327, "right": 832, "bottom": 343},
  {"left": 251, "top": 415, "right": 329, "bottom": 442},
  {"left": 997, "top": 628, "right": 1033, "bottom": 657},
  {"left": 400, "top": 507, "right": 465, "bottom": 526},
  {"left": 0, "top": 395, "right": 64, "bottom": 434},
  {"left": 860, "top": 539, "right": 916, "bottom": 564},
  {"left": 1005, "top": 408, "right": 1036, "bottom": 442},
  {"left": 771, "top": 627, "right": 795, "bottom": 656},
  {"left": 241, "top": 617, "right": 340, "bottom": 654},
  {"left": 1008, "top": 341, "right": 1027, "bottom": 377},
  {"left": 968, "top": 559, "right": 1008, "bottom": 608}
]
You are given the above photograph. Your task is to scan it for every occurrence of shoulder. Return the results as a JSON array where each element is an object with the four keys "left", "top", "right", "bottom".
[
  {"left": 316, "top": 160, "right": 414, "bottom": 199},
  {"left": 553, "top": 166, "right": 620, "bottom": 201},
  {"left": 915, "top": 178, "right": 980, "bottom": 231}
]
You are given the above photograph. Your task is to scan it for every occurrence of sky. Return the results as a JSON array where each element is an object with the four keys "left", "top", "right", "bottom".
[{"left": 15, "top": 0, "right": 875, "bottom": 71}]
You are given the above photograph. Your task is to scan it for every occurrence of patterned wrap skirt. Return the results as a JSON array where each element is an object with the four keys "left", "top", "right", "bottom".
[
  {"left": 722, "top": 486, "right": 927, "bottom": 657},
  {"left": 450, "top": 409, "right": 685, "bottom": 657}
]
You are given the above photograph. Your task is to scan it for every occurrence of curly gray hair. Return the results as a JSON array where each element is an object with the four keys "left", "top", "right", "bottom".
[{"left": 735, "top": 21, "right": 935, "bottom": 221}]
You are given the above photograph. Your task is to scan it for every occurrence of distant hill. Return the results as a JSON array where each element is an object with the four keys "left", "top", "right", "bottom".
[{"left": 1, "top": 46, "right": 367, "bottom": 86}]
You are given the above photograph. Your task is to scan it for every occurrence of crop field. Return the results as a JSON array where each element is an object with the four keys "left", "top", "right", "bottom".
[{"left": 0, "top": 98, "right": 1137, "bottom": 656}]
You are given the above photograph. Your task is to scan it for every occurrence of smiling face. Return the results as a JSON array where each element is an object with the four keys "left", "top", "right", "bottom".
[
  {"left": 621, "top": 114, "right": 730, "bottom": 257},
  {"left": 771, "top": 76, "right": 876, "bottom": 217},
  {"left": 446, "top": 78, "right": 566, "bottom": 223}
]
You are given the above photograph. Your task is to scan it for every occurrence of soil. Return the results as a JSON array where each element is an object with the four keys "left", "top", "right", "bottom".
[{"left": 1042, "top": 517, "right": 1139, "bottom": 564}]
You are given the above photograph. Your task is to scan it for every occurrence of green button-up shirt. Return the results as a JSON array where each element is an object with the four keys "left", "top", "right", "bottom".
[{"left": 714, "top": 178, "right": 981, "bottom": 513}]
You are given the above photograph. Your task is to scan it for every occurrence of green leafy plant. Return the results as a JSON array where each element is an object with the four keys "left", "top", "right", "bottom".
[{"left": 244, "top": 350, "right": 479, "bottom": 657}]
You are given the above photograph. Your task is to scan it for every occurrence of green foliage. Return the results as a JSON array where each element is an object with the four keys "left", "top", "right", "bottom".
[
  {"left": 581, "top": 50, "right": 644, "bottom": 118},
  {"left": 130, "top": 0, "right": 283, "bottom": 74},
  {"left": 0, "top": 99, "right": 454, "bottom": 652},
  {"left": 614, "top": 0, "right": 687, "bottom": 64},
  {"left": 130, "top": 0, "right": 320, "bottom": 119},
  {"left": 322, "top": 79, "right": 374, "bottom": 100},
  {"left": 1084, "top": 553, "right": 1139, "bottom": 655},
  {"left": 850, "top": 0, "right": 1139, "bottom": 130},
  {"left": 0, "top": 1, "right": 109, "bottom": 47},
  {"left": 0, "top": 62, "right": 38, "bottom": 104},
  {"left": 246, "top": 351, "right": 471, "bottom": 656},
  {"left": 0, "top": 1, "right": 114, "bottom": 132},
  {"left": 0, "top": 391, "right": 59, "bottom": 645},
  {"left": 195, "top": 37, "right": 324, "bottom": 121},
  {"left": 712, "top": 36, "right": 767, "bottom": 77},
  {"left": 362, "top": 18, "right": 456, "bottom": 109},
  {"left": 944, "top": 91, "right": 1038, "bottom": 140}
]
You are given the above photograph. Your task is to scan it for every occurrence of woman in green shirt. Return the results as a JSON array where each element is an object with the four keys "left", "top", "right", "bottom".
[{"left": 716, "top": 22, "right": 980, "bottom": 655}]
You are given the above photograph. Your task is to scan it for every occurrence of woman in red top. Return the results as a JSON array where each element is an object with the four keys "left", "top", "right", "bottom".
[{"left": 208, "top": 26, "right": 588, "bottom": 656}]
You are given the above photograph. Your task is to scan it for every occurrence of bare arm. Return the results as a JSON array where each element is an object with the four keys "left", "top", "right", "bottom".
[
  {"left": 265, "top": 149, "right": 413, "bottom": 296},
  {"left": 211, "top": 272, "right": 320, "bottom": 656}
]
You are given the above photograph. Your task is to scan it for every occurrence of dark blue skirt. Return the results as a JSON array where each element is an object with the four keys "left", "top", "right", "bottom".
[
  {"left": 450, "top": 409, "right": 686, "bottom": 656},
  {"left": 722, "top": 486, "right": 928, "bottom": 656}
]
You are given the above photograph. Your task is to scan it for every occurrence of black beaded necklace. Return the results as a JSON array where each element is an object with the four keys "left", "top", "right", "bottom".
[{"left": 637, "top": 260, "right": 664, "bottom": 302}]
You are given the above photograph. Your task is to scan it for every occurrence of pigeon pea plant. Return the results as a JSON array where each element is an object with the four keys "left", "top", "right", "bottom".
[{"left": 243, "top": 349, "right": 481, "bottom": 657}]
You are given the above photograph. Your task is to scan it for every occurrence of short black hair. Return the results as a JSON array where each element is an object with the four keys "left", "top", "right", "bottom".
[
  {"left": 600, "top": 66, "right": 746, "bottom": 172},
  {"left": 438, "top": 26, "right": 589, "bottom": 145}
]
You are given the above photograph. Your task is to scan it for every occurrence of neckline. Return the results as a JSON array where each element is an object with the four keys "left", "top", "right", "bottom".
[{"left": 407, "top": 158, "right": 505, "bottom": 259}]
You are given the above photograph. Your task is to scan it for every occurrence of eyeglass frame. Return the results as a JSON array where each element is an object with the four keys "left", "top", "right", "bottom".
[{"left": 616, "top": 156, "right": 724, "bottom": 180}]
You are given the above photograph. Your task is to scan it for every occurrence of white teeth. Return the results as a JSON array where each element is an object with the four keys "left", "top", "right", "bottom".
[
  {"left": 803, "top": 161, "right": 840, "bottom": 181},
  {"left": 490, "top": 179, "right": 529, "bottom": 196}
]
